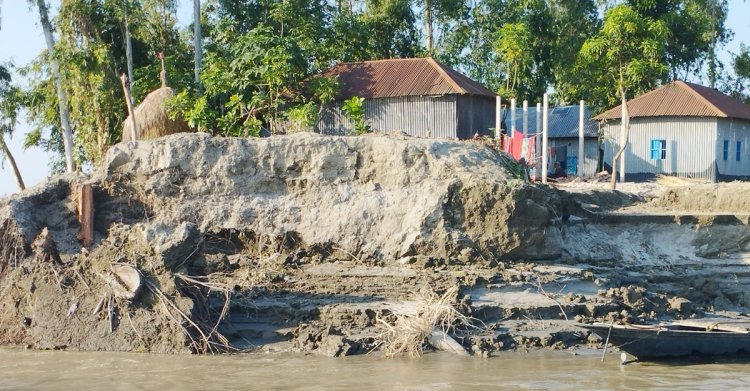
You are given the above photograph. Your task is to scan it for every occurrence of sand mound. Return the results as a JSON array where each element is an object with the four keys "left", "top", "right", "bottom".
[{"left": 0, "top": 133, "right": 563, "bottom": 353}]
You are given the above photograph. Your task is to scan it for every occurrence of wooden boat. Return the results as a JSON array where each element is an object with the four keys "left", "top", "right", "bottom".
[{"left": 582, "top": 318, "right": 750, "bottom": 360}]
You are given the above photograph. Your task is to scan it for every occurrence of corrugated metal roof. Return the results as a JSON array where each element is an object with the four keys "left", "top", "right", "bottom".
[
  {"left": 320, "top": 57, "right": 497, "bottom": 100},
  {"left": 595, "top": 81, "right": 750, "bottom": 121},
  {"left": 503, "top": 105, "right": 599, "bottom": 138}
]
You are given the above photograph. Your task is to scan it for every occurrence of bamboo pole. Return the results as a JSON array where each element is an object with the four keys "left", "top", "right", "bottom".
[{"left": 120, "top": 74, "right": 138, "bottom": 141}]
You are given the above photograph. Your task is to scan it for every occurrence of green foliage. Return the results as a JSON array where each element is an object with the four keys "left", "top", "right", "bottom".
[
  {"left": 7, "top": 0, "right": 737, "bottom": 171},
  {"left": 627, "top": 0, "right": 729, "bottom": 82},
  {"left": 575, "top": 4, "right": 669, "bottom": 108},
  {"left": 493, "top": 22, "right": 533, "bottom": 98},
  {"left": 363, "top": 0, "right": 421, "bottom": 58},
  {"left": 0, "top": 67, "right": 22, "bottom": 139},
  {"left": 286, "top": 102, "right": 318, "bottom": 132},
  {"left": 732, "top": 45, "right": 750, "bottom": 103},
  {"left": 342, "top": 96, "right": 370, "bottom": 135},
  {"left": 168, "top": 23, "right": 307, "bottom": 136}
]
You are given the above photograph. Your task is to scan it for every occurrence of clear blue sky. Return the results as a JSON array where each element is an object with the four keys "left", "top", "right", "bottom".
[{"left": 1, "top": 0, "right": 750, "bottom": 196}]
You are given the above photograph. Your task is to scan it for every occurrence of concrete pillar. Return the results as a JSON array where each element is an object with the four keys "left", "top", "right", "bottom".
[
  {"left": 522, "top": 100, "right": 528, "bottom": 137},
  {"left": 510, "top": 98, "right": 516, "bottom": 137},
  {"left": 542, "top": 94, "right": 549, "bottom": 184},
  {"left": 620, "top": 102, "right": 626, "bottom": 182},
  {"left": 495, "top": 96, "right": 501, "bottom": 139},
  {"left": 536, "top": 102, "right": 542, "bottom": 179},
  {"left": 579, "top": 100, "right": 585, "bottom": 177}
]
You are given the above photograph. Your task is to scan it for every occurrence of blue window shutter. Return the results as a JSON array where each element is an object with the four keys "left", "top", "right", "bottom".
[
  {"left": 724, "top": 140, "right": 729, "bottom": 161},
  {"left": 738, "top": 141, "right": 742, "bottom": 162},
  {"left": 650, "top": 139, "right": 666, "bottom": 160}
]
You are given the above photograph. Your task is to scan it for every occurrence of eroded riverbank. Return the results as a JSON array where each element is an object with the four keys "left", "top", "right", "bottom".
[{"left": 1, "top": 133, "right": 749, "bottom": 358}]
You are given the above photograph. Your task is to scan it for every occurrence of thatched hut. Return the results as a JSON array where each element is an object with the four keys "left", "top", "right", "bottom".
[{"left": 122, "top": 87, "right": 191, "bottom": 142}]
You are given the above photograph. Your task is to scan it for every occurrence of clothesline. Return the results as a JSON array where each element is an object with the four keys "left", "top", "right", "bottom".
[{"left": 501, "top": 130, "right": 536, "bottom": 165}]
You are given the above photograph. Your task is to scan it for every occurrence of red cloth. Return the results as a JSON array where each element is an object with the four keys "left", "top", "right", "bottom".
[
  {"left": 503, "top": 132, "right": 537, "bottom": 164},
  {"left": 510, "top": 131, "right": 524, "bottom": 160}
]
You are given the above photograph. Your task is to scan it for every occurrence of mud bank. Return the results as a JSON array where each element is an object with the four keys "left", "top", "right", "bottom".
[{"left": 1, "top": 133, "right": 750, "bottom": 357}]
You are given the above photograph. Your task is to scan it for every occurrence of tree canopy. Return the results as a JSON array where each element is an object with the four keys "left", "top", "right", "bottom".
[{"left": 0, "top": 0, "right": 741, "bottom": 172}]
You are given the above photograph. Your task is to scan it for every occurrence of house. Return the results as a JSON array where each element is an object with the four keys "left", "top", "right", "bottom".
[
  {"left": 596, "top": 81, "right": 750, "bottom": 182},
  {"left": 315, "top": 57, "right": 497, "bottom": 139},
  {"left": 503, "top": 105, "right": 600, "bottom": 176}
]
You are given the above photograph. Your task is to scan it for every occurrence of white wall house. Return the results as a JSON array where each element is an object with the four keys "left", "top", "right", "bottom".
[{"left": 597, "top": 81, "right": 750, "bottom": 182}]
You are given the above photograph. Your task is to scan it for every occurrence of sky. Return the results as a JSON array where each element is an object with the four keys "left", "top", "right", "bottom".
[{"left": 1, "top": 0, "right": 750, "bottom": 196}]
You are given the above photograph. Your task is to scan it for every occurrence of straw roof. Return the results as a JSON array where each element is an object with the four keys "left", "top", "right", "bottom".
[{"left": 122, "top": 87, "right": 190, "bottom": 142}]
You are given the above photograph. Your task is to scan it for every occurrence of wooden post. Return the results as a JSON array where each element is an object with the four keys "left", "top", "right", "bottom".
[
  {"left": 78, "top": 184, "right": 94, "bottom": 248},
  {"left": 510, "top": 98, "right": 516, "bottom": 137},
  {"left": 542, "top": 94, "right": 549, "bottom": 184},
  {"left": 579, "top": 100, "right": 585, "bottom": 177},
  {"left": 120, "top": 74, "right": 138, "bottom": 141},
  {"left": 495, "top": 96, "right": 501, "bottom": 140}
]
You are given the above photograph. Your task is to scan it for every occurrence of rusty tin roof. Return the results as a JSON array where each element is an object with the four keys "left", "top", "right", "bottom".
[
  {"left": 595, "top": 81, "right": 750, "bottom": 121},
  {"left": 321, "top": 57, "right": 497, "bottom": 100}
]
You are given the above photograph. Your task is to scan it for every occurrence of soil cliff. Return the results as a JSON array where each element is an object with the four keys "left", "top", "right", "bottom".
[{"left": 0, "top": 133, "right": 560, "bottom": 353}]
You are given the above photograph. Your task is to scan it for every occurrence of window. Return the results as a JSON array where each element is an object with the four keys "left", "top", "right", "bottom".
[
  {"left": 723, "top": 140, "right": 729, "bottom": 161},
  {"left": 738, "top": 141, "right": 743, "bottom": 162},
  {"left": 650, "top": 139, "right": 666, "bottom": 160}
]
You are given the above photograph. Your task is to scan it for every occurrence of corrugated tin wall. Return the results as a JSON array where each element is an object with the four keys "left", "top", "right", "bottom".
[
  {"left": 716, "top": 118, "right": 750, "bottom": 177},
  {"left": 602, "top": 116, "right": 718, "bottom": 181},
  {"left": 317, "top": 95, "right": 459, "bottom": 138},
  {"left": 457, "top": 95, "right": 496, "bottom": 138},
  {"left": 548, "top": 138, "right": 600, "bottom": 177}
]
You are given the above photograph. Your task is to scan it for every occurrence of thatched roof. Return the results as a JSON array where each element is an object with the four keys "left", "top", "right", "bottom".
[{"left": 122, "top": 87, "right": 191, "bottom": 142}]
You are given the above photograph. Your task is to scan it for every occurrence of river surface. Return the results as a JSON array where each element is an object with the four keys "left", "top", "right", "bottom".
[{"left": 2, "top": 348, "right": 750, "bottom": 390}]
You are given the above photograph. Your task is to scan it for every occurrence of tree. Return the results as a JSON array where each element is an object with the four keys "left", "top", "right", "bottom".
[
  {"left": 194, "top": 0, "right": 202, "bottom": 85},
  {"left": 550, "top": 0, "right": 600, "bottom": 104},
  {"left": 121, "top": 1, "right": 135, "bottom": 84},
  {"left": 0, "top": 82, "right": 26, "bottom": 192},
  {"left": 31, "top": 0, "right": 75, "bottom": 173},
  {"left": 363, "top": 0, "right": 421, "bottom": 59},
  {"left": 493, "top": 22, "right": 532, "bottom": 98},
  {"left": 733, "top": 44, "right": 750, "bottom": 103},
  {"left": 0, "top": 10, "right": 26, "bottom": 191},
  {"left": 577, "top": 4, "right": 668, "bottom": 188},
  {"left": 627, "top": 0, "right": 729, "bottom": 84},
  {"left": 417, "top": 0, "right": 469, "bottom": 55}
]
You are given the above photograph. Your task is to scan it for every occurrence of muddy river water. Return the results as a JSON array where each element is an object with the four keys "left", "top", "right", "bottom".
[{"left": 2, "top": 348, "right": 750, "bottom": 390}]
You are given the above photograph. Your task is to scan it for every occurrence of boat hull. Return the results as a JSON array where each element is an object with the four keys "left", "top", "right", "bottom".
[{"left": 583, "top": 324, "right": 750, "bottom": 359}]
